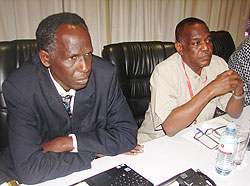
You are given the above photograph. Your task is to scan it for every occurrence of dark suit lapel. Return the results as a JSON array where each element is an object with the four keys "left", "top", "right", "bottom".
[
  {"left": 37, "top": 62, "right": 71, "bottom": 122},
  {"left": 36, "top": 57, "right": 96, "bottom": 133},
  {"left": 72, "top": 73, "right": 95, "bottom": 132}
]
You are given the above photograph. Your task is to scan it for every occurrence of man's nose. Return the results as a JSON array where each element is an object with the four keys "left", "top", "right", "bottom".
[
  {"left": 202, "top": 42, "right": 212, "bottom": 54},
  {"left": 78, "top": 56, "right": 90, "bottom": 72},
  {"left": 202, "top": 41, "right": 209, "bottom": 51}
]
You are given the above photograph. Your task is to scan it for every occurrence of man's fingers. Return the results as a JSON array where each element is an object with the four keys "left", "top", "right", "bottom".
[
  {"left": 133, "top": 144, "right": 144, "bottom": 151},
  {"left": 122, "top": 144, "right": 144, "bottom": 156}
]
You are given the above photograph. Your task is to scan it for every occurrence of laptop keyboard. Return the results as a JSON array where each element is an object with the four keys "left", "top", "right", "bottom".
[
  {"left": 110, "top": 166, "right": 152, "bottom": 186},
  {"left": 70, "top": 164, "right": 153, "bottom": 186}
]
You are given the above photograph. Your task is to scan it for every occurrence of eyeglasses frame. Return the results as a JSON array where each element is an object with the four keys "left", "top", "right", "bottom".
[{"left": 193, "top": 125, "right": 226, "bottom": 150}]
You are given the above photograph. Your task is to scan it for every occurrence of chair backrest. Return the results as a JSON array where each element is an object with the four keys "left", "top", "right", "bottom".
[
  {"left": 0, "top": 39, "right": 38, "bottom": 150},
  {"left": 102, "top": 41, "right": 176, "bottom": 127},
  {"left": 210, "top": 30, "right": 235, "bottom": 63}
]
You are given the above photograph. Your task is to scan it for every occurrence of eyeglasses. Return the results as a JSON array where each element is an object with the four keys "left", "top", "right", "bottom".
[{"left": 194, "top": 126, "right": 226, "bottom": 150}]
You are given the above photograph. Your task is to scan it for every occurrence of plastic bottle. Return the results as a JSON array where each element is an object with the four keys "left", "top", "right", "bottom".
[{"left": 215, "top": 122, "right": 237, "bottom": 176}]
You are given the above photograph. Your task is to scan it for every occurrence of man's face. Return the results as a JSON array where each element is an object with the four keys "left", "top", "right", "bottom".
[
  {"left": 176, "top": 23, "right": 213, "bottom": 75},
  {"left": 43, "top": 24, "right": 93, "bottom": 91}
]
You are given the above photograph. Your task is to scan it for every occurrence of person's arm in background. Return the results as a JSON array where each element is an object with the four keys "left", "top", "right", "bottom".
[{"left": 228, "top": 36, "right": 250, "bottom": 106}]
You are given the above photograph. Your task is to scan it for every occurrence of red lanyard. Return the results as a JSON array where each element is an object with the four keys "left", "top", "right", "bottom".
[{"left": 181, "top": 59, "right": 207, "bottom": 123}]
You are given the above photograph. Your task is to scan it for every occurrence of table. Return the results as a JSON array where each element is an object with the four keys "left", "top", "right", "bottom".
[{"left": 23, "top": 106, "right": 250, "bottom": 186}]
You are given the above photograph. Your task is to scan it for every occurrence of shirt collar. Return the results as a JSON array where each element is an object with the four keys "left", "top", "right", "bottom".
[
  {"left": 48, "top": 68, "right": 75, "bottom": 97},
  {"left": 183, "top": 61, "right": 207, "bottom": 83}
]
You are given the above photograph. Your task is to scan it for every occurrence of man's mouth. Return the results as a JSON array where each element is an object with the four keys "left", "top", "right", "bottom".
[
  {"left": 201, "top": 55, "right": 211, "bottom": 60},
  {"left": 76, "top": 78, "right": 88, "bottom": 84}
]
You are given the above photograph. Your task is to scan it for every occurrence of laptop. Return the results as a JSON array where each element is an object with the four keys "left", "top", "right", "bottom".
[{"left": 70, "top": 163, "right": 153, "bottom": 186}]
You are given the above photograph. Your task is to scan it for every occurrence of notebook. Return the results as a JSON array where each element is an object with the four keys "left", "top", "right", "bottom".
[{"left": 70, "top": 163, "right": 154, "bottom": 186}]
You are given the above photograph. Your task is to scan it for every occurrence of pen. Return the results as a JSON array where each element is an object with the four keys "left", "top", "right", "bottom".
[
  {"left": 222, "top": 117, "right": 231, "bottom": 122},
  {"left": 196, "top": 128, "right": 204, "bottom": 134}
]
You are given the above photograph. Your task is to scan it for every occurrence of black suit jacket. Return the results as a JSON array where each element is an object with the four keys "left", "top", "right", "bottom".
[{"left": 0, "top": 54, "right": 137, "bottom": 184}]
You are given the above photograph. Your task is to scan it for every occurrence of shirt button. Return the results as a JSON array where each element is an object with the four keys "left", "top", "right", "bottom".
[{"left": 194, "top": 75, "right": 198, "bottom": 79}]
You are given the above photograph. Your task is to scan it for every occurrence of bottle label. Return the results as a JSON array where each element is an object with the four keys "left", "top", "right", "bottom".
[{"left": 218, "top": 142, "right": 235, "bottom": 154}]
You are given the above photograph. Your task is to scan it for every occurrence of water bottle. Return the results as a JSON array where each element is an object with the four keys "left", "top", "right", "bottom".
[{"left": 215, "top": 122, "right": 237, "bottom": 176}]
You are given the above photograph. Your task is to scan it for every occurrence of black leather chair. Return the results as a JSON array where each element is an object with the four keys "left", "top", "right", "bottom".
[
  {"left": 102, "top": 41, "right": 176, "bottom": 127},
  {"left": 211, "top": 30, "right": 235, "bottom": 63},
  {"left": 0, "top": 40, "right": 38, "bottom": 150},
  {"left": 102, "top": 31, "right": 236, "bottom": 127}
]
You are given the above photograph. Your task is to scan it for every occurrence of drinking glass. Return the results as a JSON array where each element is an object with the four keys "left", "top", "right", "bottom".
[{"left": 234, "top": 125, "right": 250, "bottom": 165}]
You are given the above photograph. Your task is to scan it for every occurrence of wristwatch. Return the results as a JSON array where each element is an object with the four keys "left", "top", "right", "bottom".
[{"left": 232, "top": 91, "right": 246, "bottom": 100}]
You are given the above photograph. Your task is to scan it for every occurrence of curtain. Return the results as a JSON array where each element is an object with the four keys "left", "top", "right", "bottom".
[
  {"left": 108, "top": 0, "right": 250, "bottom": 47},
  {"left": 64, "top": 0, "right": 108, "bottom": 56},
  {"left": 0, "top": 0, "right": 249, "bottom": 55},
  {"left": 0, "top": 0, "right": 62, "bottom": 39}
]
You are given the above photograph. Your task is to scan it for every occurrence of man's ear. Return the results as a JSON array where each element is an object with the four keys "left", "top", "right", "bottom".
[
  {"left": 175, "top": 41, "right": 183, "bottom": 56},
  {"left": 39, "top": 50, "right": 50, "bottom": 68}
]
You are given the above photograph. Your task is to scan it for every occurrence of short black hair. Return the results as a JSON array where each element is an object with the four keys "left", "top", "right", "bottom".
[
  {"left": 175, "top": 17, "right": 208, "bottom": 42},
  {"left": 36, "top": 12, "right": 88, "bottom": 53}
]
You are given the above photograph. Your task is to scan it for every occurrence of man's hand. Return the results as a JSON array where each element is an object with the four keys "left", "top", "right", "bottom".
[
  {"left": 209, "top": 70, "right": 244, "bottom": 97},
  {"left": 93, "top": 145, "right": 145, "bottom": 158},
  {"left": 209, "top": 70, "right": 244, "bottom": 118},
  {"left": 123, "top": 144, "right": 144, "bottom": 156},
  {"left": 41, "top": 136, "right": 74, "bottom": 153}
]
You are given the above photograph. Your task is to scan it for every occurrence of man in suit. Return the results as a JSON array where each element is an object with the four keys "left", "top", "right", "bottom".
[{"left": 0, "top": 12, "right": 139, "bottom": 184}]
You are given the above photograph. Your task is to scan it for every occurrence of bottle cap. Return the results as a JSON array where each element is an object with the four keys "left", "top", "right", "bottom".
[{"left": 227, "top": 122, "right": 236, "bottom": 130}]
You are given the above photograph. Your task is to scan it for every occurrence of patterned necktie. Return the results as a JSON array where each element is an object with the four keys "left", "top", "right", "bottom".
[{"left": 61, "top": 95, "right": 72, "bottom": 118}]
